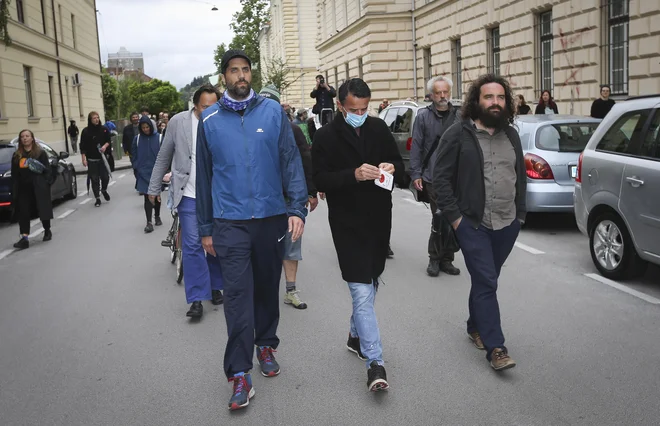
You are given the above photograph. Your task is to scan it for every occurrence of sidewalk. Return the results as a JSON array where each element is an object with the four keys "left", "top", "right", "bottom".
[{"left": 67, "top": 152, "right": 133, "bottom": 175}]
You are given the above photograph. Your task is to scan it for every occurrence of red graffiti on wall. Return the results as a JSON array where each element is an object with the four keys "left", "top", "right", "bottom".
[
  {"left": 504, "top": 47, "right": 523, "bottom": 88},
  {"left": 559, "top": 27, "right": 590, "bottom": 113}
]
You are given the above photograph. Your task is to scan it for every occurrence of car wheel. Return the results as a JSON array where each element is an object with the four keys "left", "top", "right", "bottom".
[
  {"left": 589, "top": 212, "right": 647, "bottom": 280},
  {"left": 65, "top": 170, "right": 78, "bottom": 200}
]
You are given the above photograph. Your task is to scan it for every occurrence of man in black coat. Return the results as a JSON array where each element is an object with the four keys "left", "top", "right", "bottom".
[
  {"left": 310, "top": 74, "right": 336, "bottom": 126},
  {"left": 312, "top": 78, "right": 403, "bottom": 392}
]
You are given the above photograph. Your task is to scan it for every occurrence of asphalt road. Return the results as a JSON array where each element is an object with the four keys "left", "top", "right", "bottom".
[{"left": 1, "top": 174, "right": 659, "bottom": 426}]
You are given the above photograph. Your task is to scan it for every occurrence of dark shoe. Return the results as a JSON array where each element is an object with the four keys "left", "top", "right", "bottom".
[
  {"left": 94, "top": 198, "right": 101, "bottom": 207},
  {"left": 387, "top": 245, "right": 394, "bottom": 258},
  {"left": 426, "top": 259, "right": 440, "bottom": 277},
  {"left": 211, "top": 290, "right": 224, "bottom": 305},
  {"left": 186, "top": 301, "right": 203, "bottom": 318},
  {"left": 43, "top": 230, "right": 52, "bottom": 242},
  {"left": 102, "top": 191, "right": 110, "bottom": 201},
  {"left": 256, "top": 346, "right": 280, "bottom": 377},
  {"left": 468, "top": 332, "right": 485, "bottom": 350},
  {"left": 440, "top": 261, "right": 460, "bottom": 276},
  {"left": 367, "top": 361, "right": 389, "bottom": 392},
  {"left": 13, "top": 237, "right": 29, "bottom": 250},
  {"left": 155, "top": 216, "right": 163, "bottom": 226},
  {"left": 490, "top": 348, "right": 516, "bottom": 371},
  {"left": 228, "top": 373, "right": 254, "bottom": 411},
  {"left": 346, "top": 334, "right": 367, "bottom": 361},
  {"left": 144, "top": 222, "right": 154, "bottom": 233}
]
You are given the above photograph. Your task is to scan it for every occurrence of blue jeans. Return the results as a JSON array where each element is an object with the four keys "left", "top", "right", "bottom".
[
  {"left": 455, "top": 219, "right": 520, "bottom": 360},
  {"left": 348, "top": 281, "right": 383, "bottom": 368},
  {"left": 178, "top": 196, "right": 223, "bottom": 303}
]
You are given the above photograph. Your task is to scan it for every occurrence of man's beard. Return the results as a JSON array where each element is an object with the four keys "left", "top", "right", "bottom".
[
  {"left": 434, "top": 99, "right": 448, "bottom": 109},
  {"left": 227, "top": 79, "right": 251, "bottom": 99},
  {"left": 477, "top": 104, "right": 509, "bottom": 129}
]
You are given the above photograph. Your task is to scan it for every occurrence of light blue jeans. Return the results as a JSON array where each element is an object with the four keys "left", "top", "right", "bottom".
[{"left": 348, "top": 281, "right": 383, "bottom": 368}]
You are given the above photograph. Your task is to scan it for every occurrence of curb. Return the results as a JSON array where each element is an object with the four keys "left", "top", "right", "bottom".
[{"left": 74, "top": 164, "right": 133, "bottom": 176}]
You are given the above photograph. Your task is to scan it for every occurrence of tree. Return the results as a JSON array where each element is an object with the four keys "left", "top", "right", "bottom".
[
  {"left": 179, "top": 74, "right": 213, "bottom": 105},
  {"left": 213, "top": 43, "right": 228, "bottom": 75},
  {"left": 0, "top": 0, "right": 11, "bottom": 46},
  {"left": 101, "top": 68, "right": 119, "bottom": 120},
  {"left": 128, "top": 79, "right": 185, "bottom": 115},
  {"left": 264, "top": 57, "right": 303, "bottom": 95}
]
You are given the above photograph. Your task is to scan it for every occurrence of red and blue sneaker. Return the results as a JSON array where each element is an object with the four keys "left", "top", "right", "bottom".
[
  {"left": 256, "top": 346, "right": 280, "bottom": 377},
  {"left": 228, "top": 373, "right": 255, "bottom": 411}
]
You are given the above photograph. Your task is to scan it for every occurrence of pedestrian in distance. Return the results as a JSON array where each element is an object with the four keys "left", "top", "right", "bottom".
[
  {"left": 259, "top": 85, "right": 318, "bottom": 310},
  {"left": 310, "top": 74, "right": 336, "bottom": 126},
  {"left": 196, "top": 49, "right": 308, "bottom": 411},
  {"left": 590, "top": 85, "right": 616, "bottom": 119},
  {"left": 433, "top": 73, "right": 527, "bottom": 371},
  {"left": 147, "top": 84, "right": 224, "bottom": 319},
  {"left": 312, "top": 78, "right": 404, "bottom": 392},
  {"left": 80, "top": 111, "right": 111, "bottom": 207},
  {"left": 11, "top": 130, "right": 54, "bottom": 250},
  {"left": 132, "top": 116, "right": 163, "bottom": 233},
  {"left": 67, "top": 120, "right": 79, "bottom": 154},
  {"left": 409, "top": 75, "right": 462, "bottom": 277},
  {"left": 515, "top": 94, "right": 531, "bottom": 115},
  {"left": 535, "top": 90, "right": 558, "bottom": 114}
]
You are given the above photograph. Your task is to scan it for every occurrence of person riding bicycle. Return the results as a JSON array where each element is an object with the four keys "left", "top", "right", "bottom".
[{"left": 147, "top": 84, "right": 224, "bottom": 319}]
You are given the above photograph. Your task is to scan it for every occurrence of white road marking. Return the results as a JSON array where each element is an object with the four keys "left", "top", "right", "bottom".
[
  {"left": 514, "top": 242, "right": 546, "bottom": 255},
  {"left": 57, "top": 209, "right": 75, "bottom": 219},
  {"left": 30, "top": 218, "right": 40, "bottom": 226},
  {"left": 108, "top": 181, "right": 116, "bottom": 187},
  {"left": 29, "top": 228, "right": 44, "bottom": 238},
  {"left": 584, "top": 273, "right": 660, "bottom": 305},
  {"left": 0, "top": 249, "right": 15, "bottom": 261},
  {"left": 79, "top": 198, "right": 93, "bottom": 205},
  {"left": 78, "top": 191, "right": 87, "bottom": 196},
  {"left": 118, "top": 173, "right": 126, "bottom": 179}
]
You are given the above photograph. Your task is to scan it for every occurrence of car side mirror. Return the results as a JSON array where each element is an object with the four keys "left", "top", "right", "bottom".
[{"left": 59, "top": 151, "right": 69, "bottom": 160}]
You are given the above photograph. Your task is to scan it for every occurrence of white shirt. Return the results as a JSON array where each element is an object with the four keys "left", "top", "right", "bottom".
[{"left": 183, "top": 112, "right": 198, "bottom": 198}]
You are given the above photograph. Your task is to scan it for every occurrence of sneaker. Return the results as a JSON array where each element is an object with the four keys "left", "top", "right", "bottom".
[
  {"left": 144, "top": 222, "right": 154, "bottom": 233},
  {"left": 468, "top": 332, "right": 485, "bottom": 350},
  {"left": 102, "top": 191, "right": 111, "bottom": 201},
  {"left": 94, "top": 198, "right": 101, "bottom": 207},
  {"left": 256, "top": 346, "right": 280, "bottom": 377},
  {"left": 227, "top": 373, "right": 255, "bottom": 411},
  {"left": 490, "top": 348, "right": 516, "bottom": 371},
  {"left": 43, "top": 229, "right": 52, "bottom": 242},
  {"left": 367, "top": 361, "right": 389, "bottom": 392},
  {"left": 440, "top": 261, "right": 460, "bottom": 276},
  {"left": 426, "top": 259, "right": 440, "bottom": 277},
  {"left": 346, "top": 334, "right": 367, "bottom": 361},
  {"left": 155, "top": 216, "right": 163, "bottom": 226},
  {"left": 283, "top": 290, "right": 307, "bottom": 309},
  {"left": 13, "top": 237, "right": 29, "bottom": 250}
]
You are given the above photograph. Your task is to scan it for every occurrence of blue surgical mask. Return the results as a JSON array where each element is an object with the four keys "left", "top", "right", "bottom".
[{"left": 344, "top": 110, "right": 368, "bottom": 128}]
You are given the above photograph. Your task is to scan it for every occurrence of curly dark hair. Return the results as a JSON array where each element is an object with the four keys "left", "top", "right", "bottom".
[{"left": 461, "top": 73, "right": 516, "bottom": 125}]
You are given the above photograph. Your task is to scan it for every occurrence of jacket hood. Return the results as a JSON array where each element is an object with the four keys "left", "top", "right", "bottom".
[
  {"left": 87, "top": 114, "right": 105, "bottom": 129},
  {"left": 138, "top": 115, "right": 156, "bottom": 136}
]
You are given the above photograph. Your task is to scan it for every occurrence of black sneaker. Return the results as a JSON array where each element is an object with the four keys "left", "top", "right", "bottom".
[
  {"left": 367, "top": 361, "right": 389, "bottom": 392},
  {"left": 426, "top": 259, "right": 440, "bottom": 277},
  {"left": 43, "top": 230, "right": 52, "bottom": 242},
  {"left": 13, "top": 237, "right": 29, "bottom": 250},
  {"left": 439, "top": 261, "right": 460, "bottom": 276},
  {"left": 144, "top": 222, "right": 154, "bottom": 233},
  {"left": 256, "top": 346, "right": 280, "bottom": 377},
  {"left": 102, "top": 191, "right": 111, "bottom": 201},
  {"left": 155, "top": 216, "right": 163, "bottom": 226},
  {"left": 346, "top": 334, "right": 367, "bottom": 361},
  {"left": 94, "top": 198, "right": 101, "bottom": 207},
  {"left": 211, "top": 290, "right": 224, "bottom": 305}
]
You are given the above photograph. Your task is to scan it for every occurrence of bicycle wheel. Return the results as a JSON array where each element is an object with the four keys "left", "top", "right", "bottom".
[
  {"left": 170, "top": 215, "right": 178, "bottom": 264},
  {"left": 175, "top": 224, "right": 183, "bottom": 284}
]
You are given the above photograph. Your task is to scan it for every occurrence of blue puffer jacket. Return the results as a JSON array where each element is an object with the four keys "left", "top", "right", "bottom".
[
  {"left": 132, "top": 115, "right": 161, "bottom": 194},
  {"left": 196, "top": 95, "right": 308, "bottom": 237}
]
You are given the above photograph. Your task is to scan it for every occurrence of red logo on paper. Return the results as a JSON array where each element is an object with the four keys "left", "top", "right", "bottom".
[{"left": 379, "top": 174, "right": 385, "bottom": 183}]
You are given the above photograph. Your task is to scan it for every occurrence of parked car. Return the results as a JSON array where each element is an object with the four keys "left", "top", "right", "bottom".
[
  {"left": 0, "top": 138, "right": 77, "bottom": 216},
  {"left": 574, "top": 95, "right": 660, "bottom": 280},
  {"left": 515, "top": 115, "right": 601, "bottom": 213},
  {"left": 379, "top": 99, "right": 462, "bottom": 185}
]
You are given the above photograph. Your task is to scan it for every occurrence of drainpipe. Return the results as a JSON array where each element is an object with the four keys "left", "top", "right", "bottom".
[
  {"left": 411, "top": 0, "right": 417, "bottom": 101},
  {"left": 51, "top": 0, "right": 69, "bottom": 153}
]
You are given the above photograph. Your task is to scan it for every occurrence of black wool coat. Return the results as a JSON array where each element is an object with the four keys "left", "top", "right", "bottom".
[
  {"left": 312, "top": 113, "right": 404, "bottom": 284},
  {"left": 11, "top": 150, "right": 54, "bottom": 222}
]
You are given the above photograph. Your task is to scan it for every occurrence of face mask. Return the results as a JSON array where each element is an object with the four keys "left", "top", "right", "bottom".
[{"left": 344, "top": 110, "right": 368, "bottom": 128}]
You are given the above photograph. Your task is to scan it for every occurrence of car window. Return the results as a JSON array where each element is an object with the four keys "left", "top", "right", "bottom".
[
  {"left": 596, "top": 109, "right": 651, "bottom": 154},
  {"left": 639, "top": 110, "right": 660, "bottom": 159},
  {"left": 393, "top": 108, "right": 413, "bottom": 133},
  {"left": 0, "top": 146, "right": 15, "bottom": 164},
  {"left": 39, "top": 143, "right": 57, "bottom": 159},
  {"left": 382, "top": 108, "right": 398, "bottom": 130},
  {"left": 536, "top": 123, "right": 600, "bottom": 152}
]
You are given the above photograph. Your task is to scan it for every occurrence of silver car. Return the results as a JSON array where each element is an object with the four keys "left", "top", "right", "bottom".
[
  {"left": 574, "top": 95, "right": 660, "bottom": 280},
  {"left": 515, "top": 115, "right": 601, "bottom": 212}
]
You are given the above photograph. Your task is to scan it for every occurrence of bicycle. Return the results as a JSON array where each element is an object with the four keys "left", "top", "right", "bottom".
[{"left": 160, "top": 173, "right": 183, "bottom": 284}]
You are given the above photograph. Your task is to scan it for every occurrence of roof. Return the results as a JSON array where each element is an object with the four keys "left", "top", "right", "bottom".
[{"left": 515, "top": 114, "right": 602, "bottom": 124}]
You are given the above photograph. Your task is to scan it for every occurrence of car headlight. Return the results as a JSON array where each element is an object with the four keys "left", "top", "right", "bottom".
[{"left": 2, "top": 170, "right": 10, "bottom": 178}]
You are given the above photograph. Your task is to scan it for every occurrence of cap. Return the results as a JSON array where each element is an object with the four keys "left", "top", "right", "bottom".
[
  {"left": 259, "top": 84, "right": 280, "bottom": 103},
  {"left": 221, "top": 49, "right": 252, "bottom": 74}
]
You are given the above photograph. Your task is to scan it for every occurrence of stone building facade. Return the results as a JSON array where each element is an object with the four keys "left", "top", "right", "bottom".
[
  {"left": 315, "top": 0, "right": 659, "bottom": 115},
  {"left": 0, "top": 0, "right": 104, "bottom": 152},
  {"left": 258, "top": 0, "right": 320, "bottom": 110}
]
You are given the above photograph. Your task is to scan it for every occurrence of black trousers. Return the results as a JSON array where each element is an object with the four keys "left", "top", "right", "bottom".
[
  {"left": 424, "top": 181, "right": 455, "bottom": 262},
  {"left": 212, "top": 215, "right": 287, "bottom": 378},
  {"left": 16, "top": 186, "right": 50, "bottom": 235},
  {"left": 88, "top": 160, "right": 109, "bottom": 199},
  {"left": 143, "top": 195, "right": 161, "bottom": 222}
]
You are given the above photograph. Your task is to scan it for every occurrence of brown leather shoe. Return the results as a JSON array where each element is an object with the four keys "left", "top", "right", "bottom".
[
  {"left": 490, "top": 348, "right": 516, "bottom": 371},
  {"left": 468, "top": 332, "right": 485, "bottom": 350}
]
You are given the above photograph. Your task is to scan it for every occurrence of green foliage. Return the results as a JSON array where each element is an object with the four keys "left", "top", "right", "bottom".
[
  {"left": 129, "top": 79, "right": 184, "bottom": 115},
  {"left": 213, "top": 43, "right": 228, "bottom": 75},
  {"left": 101, "top": 69, "right": 119, "bottom": 120},
  {"left": 264, "top": 57, "right": 302, "bottom": 94},
  {"left": 0, "top": 0, "right": 11, "bottom": 46},
  {"left": 179, "top": 74, "right": 213, "bottom": 105}
]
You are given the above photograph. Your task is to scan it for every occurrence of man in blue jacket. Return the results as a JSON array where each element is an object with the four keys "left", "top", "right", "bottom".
[{"left": 196, "top": 49, "right": 308, "bottom": 411}]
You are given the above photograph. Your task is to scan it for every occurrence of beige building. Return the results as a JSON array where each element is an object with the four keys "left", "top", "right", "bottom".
[
  {"left": 0, "top": 0, "right": 104, "bottom": 152},
  {"left": 258, "top": 0, "right": 320, "bottom": 110},
  {"left": 315, "top": 0, "right": 660, "bottom": 115}
]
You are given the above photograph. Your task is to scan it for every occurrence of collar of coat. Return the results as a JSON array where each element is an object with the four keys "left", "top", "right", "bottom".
[{"left": 426, "top": 102, "right": 456, "bottom": 119}]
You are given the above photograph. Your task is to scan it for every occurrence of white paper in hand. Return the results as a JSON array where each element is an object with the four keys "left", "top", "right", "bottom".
[{"left": 374, "top": 169, "right": 394, "bottom": 191}]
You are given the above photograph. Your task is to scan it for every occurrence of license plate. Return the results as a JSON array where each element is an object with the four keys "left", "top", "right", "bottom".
[{"left": 570, "top": 165, "right": 577, "bottom": 179}]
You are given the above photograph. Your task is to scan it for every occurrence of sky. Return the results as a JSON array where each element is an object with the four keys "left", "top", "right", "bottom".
[{"left": 96, "top": 0, "right": 241, "bottom": 89}]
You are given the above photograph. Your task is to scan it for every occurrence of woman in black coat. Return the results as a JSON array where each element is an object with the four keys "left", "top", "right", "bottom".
[{"left": 11, "top": 130, "right": 54, "bottom": 250}]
